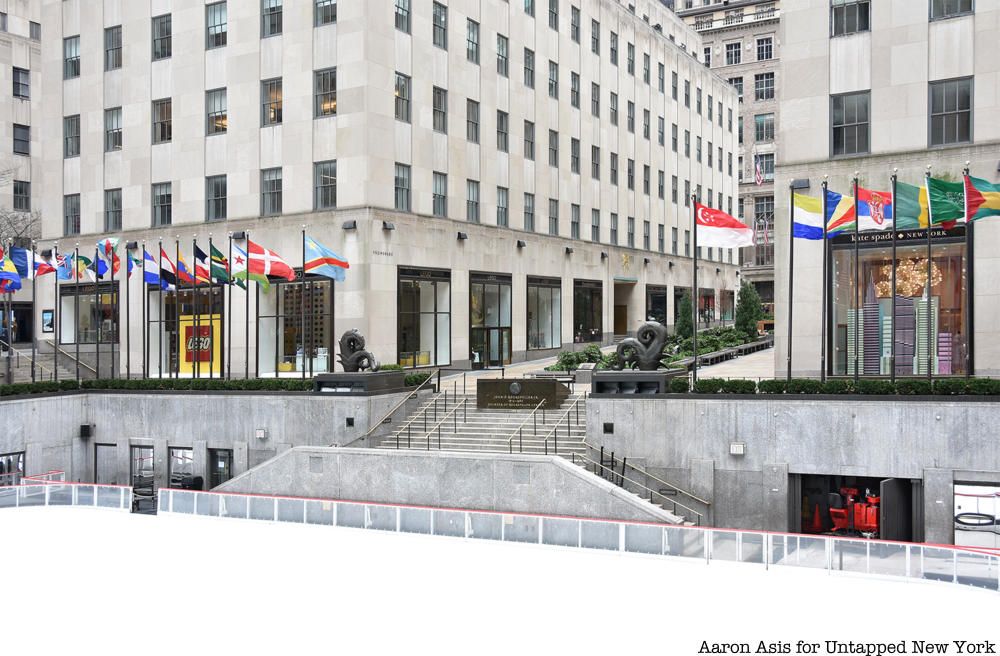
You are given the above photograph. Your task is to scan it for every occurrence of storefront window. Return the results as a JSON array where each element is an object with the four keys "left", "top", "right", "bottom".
[
  {"left": 398, "top": 268, "right": 451, "bottom": 368},
  {"left": 470, "top": 274, "right": 512, "bottom": 368},
  {"left": 573, "top": 279, "right": 602, "bottom": 343},
  {"left": 0, "top": 451, "right": 25, "bottom": 487},
  {"left": 258, "top": 276, "right": 334, "bottom": 376},
  {"left": 168, "top": 447, "right": 194, "bottom": 486},
  {"left": 645, "top": 285, "right": 667, "bottom": 324},
  {"left": 831, "top": 229, "right": 967, "bottom": 376},
  {"left": 148, "top": 286, "right": 225, "bottom": 376},
  {"left": 698, "top": 288, "right": 716, "bottom": 327},
  {"left": 720, "top": 290, "right": 735, "bottom": 322},
  {"left": 59, "top": 282, "right": 118, "bottom": 344},
  {"left": 527, "top": 277, "right": 562, "bottom": 350}
]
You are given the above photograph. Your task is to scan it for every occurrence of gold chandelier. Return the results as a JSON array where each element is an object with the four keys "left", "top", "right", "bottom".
[{"left": 875, "top": 258, "right": 943, "bottom": 298}]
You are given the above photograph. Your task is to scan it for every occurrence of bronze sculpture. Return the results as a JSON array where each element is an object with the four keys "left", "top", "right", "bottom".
[
  {"left": 338, "top": 329, "right": 380, "bottom": 372},
  {"left": 612, "top": 321, "right": 669, "bottom": 371}
]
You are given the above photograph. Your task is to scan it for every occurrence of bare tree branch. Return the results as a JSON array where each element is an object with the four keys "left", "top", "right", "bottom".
[{"left": 0, "top": 210, "right": 42, "bottom": 248}]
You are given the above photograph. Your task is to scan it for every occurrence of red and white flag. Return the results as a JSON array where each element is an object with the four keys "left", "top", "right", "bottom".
[
  {"left": 695, "top": 203, "right": 754, "bottom": 248},
  {"left": 246, "top": 239, "right": 296, "bottom": 281}
]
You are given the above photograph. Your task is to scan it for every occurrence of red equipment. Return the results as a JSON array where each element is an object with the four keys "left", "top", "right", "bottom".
[{"left": 828, "top": 487, "right": 880, "bottom": 537}]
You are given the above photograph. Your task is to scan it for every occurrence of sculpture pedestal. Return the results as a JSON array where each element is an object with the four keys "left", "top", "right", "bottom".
[
  {"left": 591, "top": 370, "right": 684, "bottom": 395},
  {"left": 313, "top": 371, "right": 409, "bottom": 394}
]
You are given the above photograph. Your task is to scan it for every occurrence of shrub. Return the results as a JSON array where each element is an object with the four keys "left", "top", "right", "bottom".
[
  {"left": 966, "top": 378, "right": 1000, "bottom": 396},
  {"left": 582, "top": 344, "right": 604, "bottom": 363},
  {"left": 675, "top": 292, "right": 693, "bottom": 340},
  {"left": 820, "top": 379, "right": 854, "bottom": 395},
  {"left": 735, "top": 281, "right": 765, "bottom": 338},
  {"left": 786, "top": 379, "right": 823, "bottom": 394},
  {"left": 379, "top": 364, "right": 403, "bottom": 371},
  {"left": 855, "top": 379, "right": 895, "bottom": 395},
  {"left": 933, "top": 378, "right": 967, "bottom": 395},
  {"left": 693, "top": 378, "right": 726, "bottom": 394},
  {"left": 757, "top": 380, "right": 788, "bottom": 394},
  {"left": 721, "top": 379, "right": 757, "bottom": 394},
  {"left": 58, "top": 380, "right": 79, "bottom": 391},
  {"left": 895, "top": 379, "right": 932, "bottom": 395},
  {"left": 668, "top": 376, "right": 690, "bottom": 393},
  {"left": 405, "top": 372, "right": 431, "bottom": 387},
  {"left": 555, "top": 350, "right": 582, "bottom": 372}
]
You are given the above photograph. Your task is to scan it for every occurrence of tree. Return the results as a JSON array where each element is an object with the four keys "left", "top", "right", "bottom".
[
  {"left": 675, "top": 291, "right": 693, "bottom": 339},
  {"left": 0, "top": 207, "right": 41, "bottom": 249},
  {"left": 735, "top": 281, "right": 765, "bottom": 338}
]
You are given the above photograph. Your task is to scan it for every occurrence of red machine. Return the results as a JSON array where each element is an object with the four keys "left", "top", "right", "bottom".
[{"left": 829, "top": 487, "right": 880, "bottom": 537}]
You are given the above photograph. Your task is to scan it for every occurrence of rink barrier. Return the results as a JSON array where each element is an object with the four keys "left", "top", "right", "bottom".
[
  {"left": 0, "top": 480, "right": 131, "bottom": 511},
  {"left": 157, "top": 487, "right": 1000, "bottom": 593}
]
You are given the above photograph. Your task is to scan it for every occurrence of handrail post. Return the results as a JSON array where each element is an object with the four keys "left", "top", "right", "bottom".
[
  {"left": 519, "top": 427, "right": 522, "bottom": 453},
  {"left": 621, "top": 457, "right": 627, "bottom": 487},
  {"left": 599, "top": 446, "right": 604, "bottom": 476}
]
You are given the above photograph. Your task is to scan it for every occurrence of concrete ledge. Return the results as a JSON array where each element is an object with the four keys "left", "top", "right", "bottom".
[{"left": 588, "top": 393, "right": 1000, "bottom": 402}]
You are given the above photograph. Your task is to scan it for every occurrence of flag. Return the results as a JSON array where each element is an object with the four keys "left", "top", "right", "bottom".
[
  {"left": 792, "top": 193, "right": 824, "bottom": 240},
  {"left": 304, "top": 236, "right": 349, "bottom": 282},
  {"left": 55, "top": 254, "right": 75, "bottom": 281},
  {"left": 927, "top": 176, "right": 964, "bottom": 226},
  {"left": 0, "top": 251, "right": 21, "bottom": 292},
  {"left": 894, "top": 181, "right": 930, "bottom": 230},
  {"left": 210, "top": 244, "right": 230, "bottom": 284},
  {"left": 231, "top": 244, "right": 268, "bottom": 291},
  {"left": 964, "top": 175, "right": 1000, "bottom": 221},
  {"left": 175, "top": 251, "right": 195, "bottom": 285},
  {"left": 695, "top": 203, "right": 754, "bottom": 248},
  {"left": 825, "top": 188, "right": 855, "bottom": 235},
  {"left": 753, "top": 151, "right": 764, "bottom": 186},
  {"left": 10, "top": 247, "right": 55, "bottom": 279},
  {"left": 82, "top": 255, "right": 108, "bottom": 279},
  {"left": 160, "top": 247, "right": 179, "bottom": 289},
  {"left": 193, "top": 245, "right": 212, "bottom": 285},
  {"left": 856, "top": 187, "right": 893, "bottom": 232},
  {"left": 143, "top": 249, "right": 169, "bottom": 289},
  {"left": 127, "top": 251, "right": 140, "bottom": 279},
  {"left": 245, "top": 239, "right": 296, "bottom": 282},
  {"left": 73, "top": 255, "right": 100, "bottom": 281},
  {"left": 97, "top": 238, "right": 121, "bottom": 275}
]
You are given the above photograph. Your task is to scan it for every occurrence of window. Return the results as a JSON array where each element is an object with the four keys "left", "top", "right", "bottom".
[
  {"left": 395, "top": 0, "right": 411, "bottom": 33},
  {"left": 658, "top": 170, "right": 665, "bottom": 199},
  {"left": 571, "top": 204, "right": 580, "bottom": 239},
  {"left": 314, "top": 68, "right": 337, "bottom": 117},
  {"left": 394, "top": 73, "right": 410, "bottom": 122},
  {"left": 739, "top": 119, "right": 744, "bottom": 144},
  {"left": 466, "top": 99, "right": 480, "bottom": 143},
  {"left": 627, "top": 159, "right": 634, "bottom": 190},
  {"left": 151, "top": 99, "right": 172, "bottom": 143},
  {"left": 206, "top": 2, "right": 227, "bottom": 49},
  {"left": 759, "top": 153, "right": 775, "bottom": 181},
  {"left": 570, "top": 72, "right": 580, "bottom": 108},
  {"left": 708, "top": 95, "right": 713, "bottom": 121},
  {"left": 929, "top": 77, "right": 972, "bottom": 146},
  {"left": 672, "top": 71, "right": 678, "bottom": 100},
  {"left": 152, "top": 183, "right": 172, "bottom": 227},
  {"left": 497, "top": 187, "right": 509, "bottom": 227},
  {"left": 643, "top": 109, "right": 650, "bottom": 139},
  {"left": 570, "top": 138, "right": 580, "bottom": 173},
  {"left": 591, "top": 20, "right": 600, "bottom": 54},
  {"left": 152, "top": 14, "right": 172, "bottom": 60},
  {"left": 314, "top": 161, "right": 337, "bottom": 210},
  {"left": 591, "top": 210, "right": 600, "bottom": 242},
  {"left": 672, "top": 176, "right": 678, "bottom": 203},
  {"left": 261, "top": 168, "right": 282, "bottom": 216},
  {"left": 658, "top": 117, "right": 665, "bottom": 145},
  {"left": 591, "top": 83, "right": 600, "bottom": 116},
  {"left": 30, "top": 22, "right": 41, "bottom": 41},
  {"left": 831, "top": 91, "right": 870, "bottom": 156},
  {"left": 627, "top": 101, "right": 634, "bottom": 132},
  {"left": 610, "top": 213, "right": 618, "bottom": 245},
  {"left": 570, "top": 5, "right": 580, "bottom": 41},
  {"left": 728, "top": 152, "right": 733, "bottom": 176},
  {"left": 754, "top": 72, "right": 774, "bottom": 100},
  {"left": 672, "top": 227, "right": 678, "bottom": 254},
  {"left": 528, "top": 277, "right": 561, "bottom": 350},
  {"left": 627, "top": 42, "right": 635, "bottom": 74},
  {"left": 931, "top": 0, "right": 973, "bottom": 19},
  {"left": 105, "top": 107, "right": 123, "bottom": 151},
  {"left": 643, "top": 165, "right": 650, "bottom": 195},
  {"left": 728, "top": 108, "right": 734, "bottom": 132},
  {"left": 684, "top": 129, "right": 690, "bottom": 157},
  {"left": 525, "top": 0, "right": 535, "bottom": 17},
  {"left": 524, "top": 120, "right": 535, "bottom": 159},
  {"left": 684, "top": 79, "right": 690, "bottom": 107},
  {"left": 757, "top": 36, "right": 773, "bottom": 61},
  {"left": 497, "top": 35, "right": 509, "bottom": 77},
  {"left": 610, "top": 92, "right": 618, "bottom": 124},
  {"left": 100, "top": 189, "right": 122, "bottom": 231},
  {"left": 719, "top": 147, "right": 724, "bottom": 172},
  {"left": 394, "top": 163, "right": 411, "bottom": 211},
  {"left": 684, "top": 180, "right": 690, "bottom": 208},
  {"left": 658, "top": 63, "right": 665, "bottom": 92},
  {"left": 591, "top": 145, "right": 600, "bottom": 179},
  {"left": 497, "top": 111, "right": 509, "bottom": 152},
  {"left": 202, "top": 89, "right": 227, "bottom": 136},
  {"left": 262, "top": 0, "right": 282, "bottom": 37},
  {"left": 697, "top": 88, "right": 702, "bottom": 114},
  {"left": 467, "top": 20, "right": 479, "bottom": 63},
  {"left": 524, "top": 193, "right": 535, "bottom": 231},
  {"left": 684, "top": 228, "right": 690, "bottom": 255},
  {"left": 432, "top": 172, "right": 447, "bottom": 217},
  {"left": 548, "top": 130, "right": 559, "bottom": 167},
  {"left": 831, "top": 0, "right": 870, "bottom": 36},
  {"left": 672, "top": 124, "right": 678, "bottom": 152},
  {"left": 12, "top": 67, "right": 29, "bottom": 99},
  {"left": 548, "top": 198, "right": 559, "bottom": 235},
  {"left": 627, "top": 216, "right": 635, "bottom": 248},
  {"left": 433, "top": 87, "right": 448, "bottom": 133},
  {"left": 610, "top": 32, "right": 618, "bottom": 64},
  {"left": 316, "top": 0, "right": 337, "bottom": 26},
  {"left": 643, "top": 221, "right": 651, "bottom": 250},
  {"left": 548, "top": 0, "right": 558, "bottom": 30},
  {"left": 729, "top": 76, "right": 743, "bottom": 101},
  {"left": 205, "top": 176, "right": 227, "bottom": 221},
  {"left": 261, "top": 78, "right": 282, "bottom": 125},
  {"left": 524, "top": 48, "right": 535, "bottom": 87},
  {"left": 755, "top": 113, "right": 775, "bottom": 141},
  {"left": 12, "top": 124, "right": 29, "bottom": 155},
  {"left": 548, "top": 61, "right": 558, "bottom": 98},
  {"left": 64, "top": 194, "right": 81, "bottom": 235},
  {"left": 432, "top": 2, "right": 447, "bottom": 48},
  {"left": 704, "top": 46, "right": 712, "bottom": 67},
  {"left": 102, "top": 26, "right": 123, "bottom": 71},
  {"left": 643, "top": 53, "right": 650, "bottom": 84},
  {"left": 466, "top": 180, "right": 480, "bottom": 223},
  {"left": 398, "top": 269, "right": 451, "bottom": 367},
  {"left": 64, "top": 36, "right": 80, "bottom": 79},
  {"left": 13, "top": 181, "right": 29, "bottom": 212},
  {"left": 725, "top": 42, "right": 741, "bottom": 66},
  {"left": 610, "top": 153, "right": 618, "bottom": 185}
]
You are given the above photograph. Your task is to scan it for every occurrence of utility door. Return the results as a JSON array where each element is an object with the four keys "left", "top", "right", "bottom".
[
  {"left": 94, "top": 444, "right": 118, "bottom": 485},
  {"left": 880, "top": 478, "right": 912, "bottom": 541}
]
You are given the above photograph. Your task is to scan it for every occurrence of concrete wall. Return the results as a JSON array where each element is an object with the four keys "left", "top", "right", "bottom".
[
  {"left": 217, "top": 446, "right": 681, "bottom": 525},
  {"left": 588, "top": 395, "right": 1000, "bottom": 540}
]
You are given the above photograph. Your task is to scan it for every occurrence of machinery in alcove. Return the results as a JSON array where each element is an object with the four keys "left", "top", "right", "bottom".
[{"left": 827, "top": 487, "right": 881, "bottom": 539}]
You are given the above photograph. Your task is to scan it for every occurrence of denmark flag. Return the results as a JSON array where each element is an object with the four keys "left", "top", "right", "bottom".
[{"left": 695, "top": 203, "right": 754, "bottom": 248}]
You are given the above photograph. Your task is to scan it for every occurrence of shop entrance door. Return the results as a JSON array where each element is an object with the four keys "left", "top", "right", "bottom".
[{"left": 471, "top": 327, "right": 511, "bottom": 369}]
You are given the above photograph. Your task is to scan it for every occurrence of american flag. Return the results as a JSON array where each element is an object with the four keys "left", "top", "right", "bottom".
[{"left": 753, "top": 151, "right": 764, "bottom": 186}]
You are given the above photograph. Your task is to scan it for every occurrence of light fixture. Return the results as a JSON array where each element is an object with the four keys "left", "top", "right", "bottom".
[
  {"left": 729, "top": 442, "right": 746, "bottom": 456},
  {"left": 342, "top": 220, "right": 357, "bottom": 231},
  {"left": 255, "top": 428, "right": 268, "bottom": 440},
  {"left": 125, "top": 241, "right": 138, "bottom": 250},
  {"left": 644, "top": 257, "right": 651, "bottom": 265},
  {"left": 382, "top": 221, "right": 396, "bottom": 231},
  {"left": 231, "top": 231, "right": 247, "bottom": 240},
  {"left": 668, "top": 261, "right": 674, "bottom": 269},
  {"left": 716, "top": 267, "right": 721, "bottom": 274},
  {"left": 565, "top": 247, "right": 574, "bottom": 255},
  {"left": 875, "top": 258, "right": 942, "bottom": 298},
  {"left": 516, "top": 240, "right": 527, "bottom": 249},
  {"left": 791, "top": 178, "right": 810, "bottom": 190},
  {"left": 40, "top": 248, "right": 52, "bottom": 258},
  {"left": 457, "top": 232, "right": 468, "bottom": 240},
  {"left": 600, "top": 251, "right": 608, "bottom": 260}
]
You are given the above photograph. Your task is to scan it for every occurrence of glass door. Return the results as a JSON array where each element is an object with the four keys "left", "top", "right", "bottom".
[
  {"left": 470, "top": 275, "right": 512, "bottom": 369},
  {"left": 208, "top": 449, "right": 233, "bottom": 489}
]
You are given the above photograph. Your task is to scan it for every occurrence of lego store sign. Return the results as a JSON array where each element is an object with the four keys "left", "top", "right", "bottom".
[{"left": 179, "top": 315, "right": 222, "bottom": 375}]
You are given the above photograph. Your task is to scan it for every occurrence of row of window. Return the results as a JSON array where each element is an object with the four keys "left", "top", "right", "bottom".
[
  {"left": 726, "top": 73, "right": 775, "bottom": 103},
  {"left": 704, "top": 35, "right": 773, "bottom": 68},
  {"left": 0, "top": 13, "right": 41, "bottom": 40},
  {"left": 830, "top": 0, "right": 972, "bottom": 38}
]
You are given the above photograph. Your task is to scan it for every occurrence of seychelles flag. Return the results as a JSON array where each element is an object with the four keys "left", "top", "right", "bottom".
[
  {"left": 825, "top": 189, "right": 855, "bottom": 235},
  {"left": 304, "top": 236, "right": 349, "bottom": 282}
]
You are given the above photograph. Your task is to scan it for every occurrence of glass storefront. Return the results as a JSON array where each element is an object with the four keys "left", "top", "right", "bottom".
[
  {"left": 148, "top": 286, "right": 225, "bottom": 376},
  {"left": 646, "top": 285, "right": 668, "bottom": 324},
  {"left": 59, "top": 282, "right": 119, "bottom": 344},
  {"left": 527, "top": 276, "right": 562, "bottom": 350},
  {"left": 0, "top": 451, "right": 25, "bottom": 487},
  {"left": 398, "top": 268, "right": 451, "bottom": 368},
  {"left": 573, "top": 279, "right": 602, "bottom": 343},
  {"left": 470, "top": 273, "right": 512, "bottom": 369},
  {"left": 698, "top": 288, "right": 716, "bottom": 327},
  {"left": 830, "top": 229, "right": 967, "bottom": 376},
  {"left": 720, "top": 290, "right": 735, "bottom": 323},
  {"left": 258, "top": 276, "right": 334, "bottom": 375}
]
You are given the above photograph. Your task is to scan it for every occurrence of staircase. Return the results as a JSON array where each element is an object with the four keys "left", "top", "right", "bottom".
[{"left": 0, "top": 343, "right": 76, "bottom": 384}]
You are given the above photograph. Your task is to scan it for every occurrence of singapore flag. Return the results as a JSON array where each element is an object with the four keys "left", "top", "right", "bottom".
[{"left": 695, "top": 202, "right": 754, "bottom": 248}]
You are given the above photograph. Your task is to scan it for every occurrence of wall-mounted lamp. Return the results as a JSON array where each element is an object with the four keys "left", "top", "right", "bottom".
[
  {"left": 382, "top": 221, "right": 396, "bottom": 231},
  {"left": 231, "top": 231, "right": 247, "bottom": 240},
  {"left": 342, "top": 220, "right": 358, "bottom": 231},
  {"left": 457, "top": 232, "right": 468, "bottom": 240},
  {"left": 516, "top": 240, "right": 527, "bottom": 249},
  {"left": 255, "top": 428, "right": 268, "bottom": 441},
  {"left": 40, "top": 249, "right": 53, "bottom": 258},
  {"left": 996, "top": 160, "right": 1000, "bottom": 172},
  {"left": 729, "top": 442, "right": 746, "bottom": 456},
  {"left": 600, "top": 251, "right": 608, "bottom": 260},
  {"left": 565, "top": 247, "right": 574, "bottom": 255},
  {"left": 643, "top": 257, "right": 651, "bottom": 266},
  {"left": 716, "top": 267, "right": 721, "bottom": 274},
  {"left": 668, "top": 261, "right": 674, "bottom": 269},
  {"left": 125, "top": 241, "right": 138, "bottom": 250},
  {"left": 790, "top": 178, "right": 811, "bottom": 190},
  {"left": 736, "top": 270, "right": 741, "bottom": 277}
]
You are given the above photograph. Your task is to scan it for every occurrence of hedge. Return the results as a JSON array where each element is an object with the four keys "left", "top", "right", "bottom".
[{"left": 664, "top": 377, "right": 1000, "bottom": 396}]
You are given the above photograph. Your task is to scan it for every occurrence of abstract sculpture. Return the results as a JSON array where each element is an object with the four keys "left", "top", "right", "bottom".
[
  {"left": 612, "top": 321, "right": 670, "bottom": 371},
  {"left": 338, "top": 329, "right": 380, "bottom": 372}
]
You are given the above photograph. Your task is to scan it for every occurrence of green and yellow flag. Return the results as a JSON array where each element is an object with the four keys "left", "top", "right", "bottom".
[
  {"left": 894, "top": 181, "right": 929, "bottom": 230},
  {"left": 926, "top": 177, "right": 965, "bottom": 226},
  {"left": 965, "top": 175, "right": 1000, "bottom": 221}
]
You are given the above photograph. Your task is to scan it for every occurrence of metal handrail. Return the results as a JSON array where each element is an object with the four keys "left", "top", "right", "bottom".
[
  {"left": 1, "top": 339, "right": 57, "bottom": 380},
  {"left": 539, "top": 395, "right": 586, "bottom": 455},
  {"left": 41, "top": 339, "right": 98, "bottom": 376},
  {"left": 582, "top": 440, "right": 711, "bottom": 507},
  {"left": 505, "top": 399, "right": 548, "bottom": 453},
  {"left": 570, "top": 452, "right": 704, "bottom": 525},
  {"left": 338, "top": 368, "right": 440, "bottom": 447},
  {"left": 421, "top": 397, "right": 468, "bottom": 450}
]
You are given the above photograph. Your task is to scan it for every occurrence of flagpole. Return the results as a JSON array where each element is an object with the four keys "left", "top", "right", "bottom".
[
  {"left": 158, "top": 240, "right": 163, "bottom": 379},
  {"left": 852, "top": 174, "right": 859, "bottom": 385},
  {"left": 255, "top": 282, "right": 260, "bottom": 379},
  {"left": 124, "top": 243, "right": 130, "bottom": 379},
  {"left": 245, "top": 231, "right": 250, "bottom": 380},
  {"left": 963, "top": 162, "right": 973, "bottom": 378},
  {"left": 74, "top": 244, "right": 80, "bottom": 381},
  {"left": 786, "top": 181, "right": 794, "bottom": 381},
  {"left": 175, "top": 237, "right": 181, "bottom": 378},
  {"left": 30, "top": 241, "right": 36, "bottom": 382},
  {"left": 95, "top": 246, "right": 101, "bottom": 379},
  {"left": 924, "top": 167, "right": 932, "bottom": 381},
  {"left": 308, "top": 276, "right": 315, "bottom": 378},
  {"left": 208, "top": 234, "right": 214, "bottom": 380},
  {"left": 691, "top": 194, "right": 699, "bottom": 389},
  {"left": 820, "top": 177, "right": 828, "bottom": 383},
  {"left": 301, "top": 227, "right": 306, "bottom": 381},
  {"left": 890, "top": 170, "right": 898, "bottom": 384},
  {"left": 110, "top": 242, "right": 117, "bottom": 379},
  {"left": 53, "top": 243, "right": 59, "bottom": 382},
  {"left": 227, "top": 233, "right": 233, "bottom": 380},
  {"left": 193, "top": 235, "right": 200, "bottom": 379},
  {"left": 141, "top": 243, "right": 147, "bottom": 379}
]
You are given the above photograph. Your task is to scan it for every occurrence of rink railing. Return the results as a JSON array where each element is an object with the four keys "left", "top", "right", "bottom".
[
  {"left": 0, "top": 478, "right": 132, "bottom": 512},
  {"left": 157, "top": 488, "right": 999, "bottom": 593}
]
